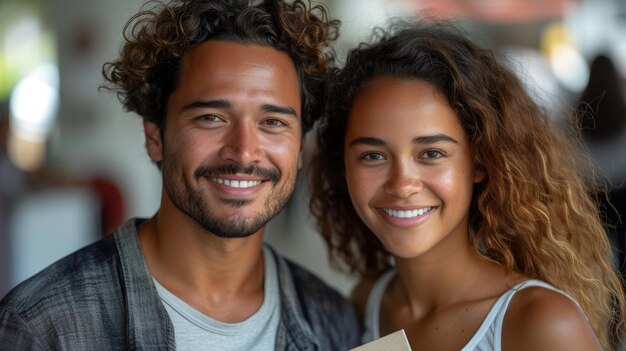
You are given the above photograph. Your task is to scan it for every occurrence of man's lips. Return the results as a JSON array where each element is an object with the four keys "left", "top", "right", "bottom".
[{"left": 208, "top": 177, "right": 263, "bottom": 189}]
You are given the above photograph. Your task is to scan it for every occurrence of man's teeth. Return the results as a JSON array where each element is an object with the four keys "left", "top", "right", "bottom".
[
  {"left": 210, "top": 178, "right": 262, "bottom": 188},
  {"left": 383, "top": 207, "right": 432, "bottom": 218}
]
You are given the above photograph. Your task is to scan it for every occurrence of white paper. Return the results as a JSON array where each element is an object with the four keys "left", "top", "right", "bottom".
[{"left": 350, "top": 329, "right": 412, "bottom": 351}]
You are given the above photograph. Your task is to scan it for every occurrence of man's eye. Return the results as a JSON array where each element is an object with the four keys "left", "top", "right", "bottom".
[
  {"left": 263, "top": 119, "right": 287, "bottom": 128},
  {"left": 197, "top": 114, "right": 222, "bottom": 123}
]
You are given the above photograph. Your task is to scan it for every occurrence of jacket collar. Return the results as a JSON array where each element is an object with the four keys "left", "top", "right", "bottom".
[
  {"left": 114, "top": 218, "right": 318, "bottom": 350},
  {"left": 266, "top": 246, "right": 319, "bottom": 350},
  {"left": 115, "top": 219, "right": 175, "bottom": 350}
]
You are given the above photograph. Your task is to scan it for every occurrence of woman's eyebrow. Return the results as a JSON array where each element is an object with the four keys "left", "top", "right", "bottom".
[
  {"left": 412, "top": 134, "right": 458, "bottom": 145},
  {"left": 348, "top": 134, "right": 458, "bottom": 148},
  {"left": 348, "top": 136, "right": 386, "bottom": 148}
]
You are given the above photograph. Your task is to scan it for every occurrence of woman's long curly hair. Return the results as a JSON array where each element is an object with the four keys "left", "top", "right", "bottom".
[
  {"left": 310, "top": 20, "right": 626, "bottom": 349},
  {"left": 102, "top": 0, "right": 338, "bottom": 134}
]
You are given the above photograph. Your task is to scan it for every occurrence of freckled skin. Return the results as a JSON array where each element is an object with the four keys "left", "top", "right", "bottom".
[{"left": 344, "top": 77, "right": 482, "bottom": 260}]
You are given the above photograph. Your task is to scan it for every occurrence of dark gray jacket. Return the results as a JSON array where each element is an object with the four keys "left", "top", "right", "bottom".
[{"left": 0, "top": 219, "right": 361, "bottom": 350}]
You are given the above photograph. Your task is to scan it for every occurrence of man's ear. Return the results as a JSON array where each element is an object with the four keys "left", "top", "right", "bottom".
[{"left": 143, "top": 118, "right": 163, "bottom": 162}]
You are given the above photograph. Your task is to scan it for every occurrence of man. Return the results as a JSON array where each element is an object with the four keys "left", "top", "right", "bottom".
[{"left": 0, "top": 0, "right": 361, "bottom": 349}]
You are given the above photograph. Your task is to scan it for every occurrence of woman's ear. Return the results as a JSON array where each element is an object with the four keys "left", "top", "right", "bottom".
[
  {"left": 143, "top": 118, "right": 163, "bottom": 162},
  {"left": 473, "top": 165, "right": 486, "bottom": 183}
]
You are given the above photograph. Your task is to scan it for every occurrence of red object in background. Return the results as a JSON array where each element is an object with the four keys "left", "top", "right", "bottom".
[
  {"left": 88, "top": 177, "right": 125, "bottom": 236},
  {"left": 394, "top": 0, "right": 580, "bottom": 22}
]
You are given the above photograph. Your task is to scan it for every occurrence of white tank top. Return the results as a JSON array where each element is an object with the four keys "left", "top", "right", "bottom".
[{"left": 362, "top": 270, "right": 581, "bottom": 351}]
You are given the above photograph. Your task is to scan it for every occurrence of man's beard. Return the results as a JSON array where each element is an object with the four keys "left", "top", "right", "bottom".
[{"left": 162, "top": 156, "right": 294, "bottom": 238}]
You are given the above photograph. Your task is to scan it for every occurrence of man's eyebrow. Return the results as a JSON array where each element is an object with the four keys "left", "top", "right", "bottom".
[
  {"left": 180, "top": 100, "right": 297, "bottom": 118},
  {"left": 412, "top": 134, "right": 458, "bottom": 145},
  {"left": 348, "top": 134, "right": 458, "bottom": 148},
  {"left": 261, "top": 104, "right": 298, "bottom": 118},
  {"left": 181, "top": 99, "right": 230, "bottom": 112}
]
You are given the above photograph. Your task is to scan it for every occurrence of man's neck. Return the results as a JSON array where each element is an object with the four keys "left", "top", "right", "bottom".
[{"left": 138, "top": 209, "right": 266, "bottom": 323}]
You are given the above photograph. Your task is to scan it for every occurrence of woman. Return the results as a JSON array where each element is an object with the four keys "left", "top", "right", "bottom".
[{"left": 310, "top": 20, "right": 626, "bottom": 350}]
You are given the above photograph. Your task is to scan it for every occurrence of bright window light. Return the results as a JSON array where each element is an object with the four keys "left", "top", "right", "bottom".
[
  {"left": 8, "top": 63, "right": 59, "bottom": 171},
  {"left": 9, "top": 63, "right": 59, "bottom": 139},
  {"left": 548, "top": 43, "right": 589, "bottom": 92}
]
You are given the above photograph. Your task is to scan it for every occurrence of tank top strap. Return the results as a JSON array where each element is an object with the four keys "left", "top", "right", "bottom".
[
  {"left": 362, "top": 270, "right": 396, "bottom": 342},
  {"left": 463, "top": 279, "right": 577, "bottom": 351},
  {"left": 363, "top": 275, "right": 579, "bottom": 351}
]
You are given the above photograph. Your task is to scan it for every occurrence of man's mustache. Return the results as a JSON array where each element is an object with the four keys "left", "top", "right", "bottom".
[{"left": 195, "top": 164, "right": 281, "bottom": 183}]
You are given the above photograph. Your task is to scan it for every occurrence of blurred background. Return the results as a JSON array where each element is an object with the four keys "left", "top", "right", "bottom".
[{"left": 1, "top": 0, "right": 626, "bottom": 299}]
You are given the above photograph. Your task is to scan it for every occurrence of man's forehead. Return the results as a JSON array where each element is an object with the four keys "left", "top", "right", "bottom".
[
  {"left": 169, "top": 40, "right": 302, "bottom": 116},
  {"left": 182, "top": 40, "right": 296, "bottom": 74}
]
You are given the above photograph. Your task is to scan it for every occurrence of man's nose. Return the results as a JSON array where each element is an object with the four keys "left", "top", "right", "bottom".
[{"left": 219, "top": 122, "right": 262, "bottom": 166}]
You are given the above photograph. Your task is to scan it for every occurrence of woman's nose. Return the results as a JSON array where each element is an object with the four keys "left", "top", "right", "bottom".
[{"left": 383, "top": 162, "right": 423, "bottom": 199}]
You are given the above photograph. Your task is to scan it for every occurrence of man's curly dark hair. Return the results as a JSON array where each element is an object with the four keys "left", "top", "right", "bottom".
[{"left": 102, "top": 0, "right": 338, "bottom": 134}]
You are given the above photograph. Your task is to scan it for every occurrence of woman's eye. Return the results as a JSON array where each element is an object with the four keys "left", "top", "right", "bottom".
[
  {"left": 360, "top": 152, "right": 386, "bottom": 161},
  {"left": 421, "top": 150, "right": 444, "bottom": 159}
]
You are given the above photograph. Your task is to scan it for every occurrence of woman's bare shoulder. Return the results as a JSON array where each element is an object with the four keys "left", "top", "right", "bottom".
[{"left": 501, "top": 286, "right": 601, "bottom": 351}]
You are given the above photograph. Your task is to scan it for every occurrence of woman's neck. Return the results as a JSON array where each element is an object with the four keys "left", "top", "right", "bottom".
[{"left": 392, "top": 236, "right": 516, "bottom": 315}]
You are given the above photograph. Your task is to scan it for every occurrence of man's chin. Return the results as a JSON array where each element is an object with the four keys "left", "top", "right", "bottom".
[{"left": 197, "top": 216, "right": 267, "bottom": 239}]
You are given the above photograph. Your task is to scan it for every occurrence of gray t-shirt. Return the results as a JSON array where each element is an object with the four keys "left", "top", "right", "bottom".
[{"left": 153, "top": 246, "right": 280, "bottom": 350}]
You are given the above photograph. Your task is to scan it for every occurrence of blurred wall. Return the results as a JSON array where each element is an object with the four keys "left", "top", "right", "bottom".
[
  {"left": 51, "top": 0, "right": 160, "bottom": 218},
  {"left": 2, "top": 0, "right": 626, "bottom": 299}
]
